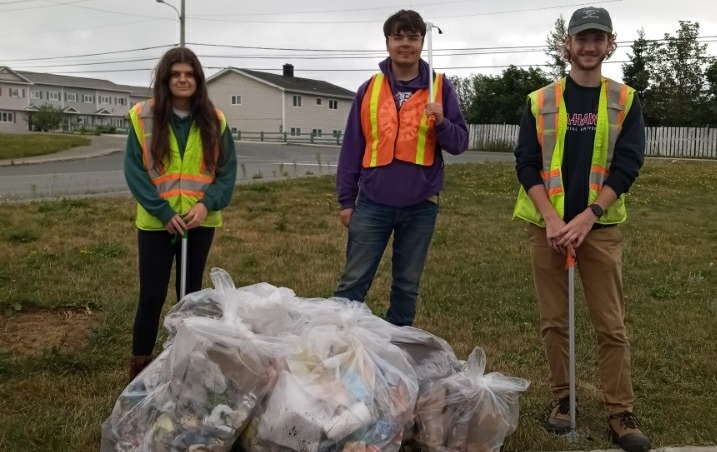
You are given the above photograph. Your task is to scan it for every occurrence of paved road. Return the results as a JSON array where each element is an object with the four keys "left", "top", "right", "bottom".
[{"left": 0, "top": 135, "right": 514, "bottom": 200}]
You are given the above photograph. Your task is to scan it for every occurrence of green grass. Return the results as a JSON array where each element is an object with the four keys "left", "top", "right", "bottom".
[
  {"left": 0, "top": 160, "right": 716, "bottom": 450},
  {"left": 0, "top": 133, "right": 91, "bottom": 160}
]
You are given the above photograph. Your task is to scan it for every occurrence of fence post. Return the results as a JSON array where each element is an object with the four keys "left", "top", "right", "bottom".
[
  {"left": 237, "top": 130, "right": 241, "bottom": 140},
  {"left": 283, "top": 132, "right": 288, "bottom": 142},
  {"left": 336, "top": 131, "right": 341, "bottom": 145},
  {"left": 260, "top": 131, "right": 264, "bottom": 141},
  {"left": 310, "top": 131, "right": 315, "bottom": 144}
]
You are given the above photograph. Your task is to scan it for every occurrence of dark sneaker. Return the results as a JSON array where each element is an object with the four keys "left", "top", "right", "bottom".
[
  {"left": 545, "top": 396, "right": 576, "bottom": 434},
  {"left": 608, "top": 411, "right": 652, "bottom": 452},
  {"left": 128, "top": 355, "right": 152, "bottom": 381}
]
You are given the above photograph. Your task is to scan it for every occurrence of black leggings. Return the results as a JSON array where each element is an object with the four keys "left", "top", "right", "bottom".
[{"left": 132, "top": 227, "right": 215, "bottom": 356}]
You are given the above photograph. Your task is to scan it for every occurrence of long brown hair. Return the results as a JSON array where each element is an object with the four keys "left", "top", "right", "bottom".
[{"left": 150, "top": 47, "right": 220, "bottom": 173}]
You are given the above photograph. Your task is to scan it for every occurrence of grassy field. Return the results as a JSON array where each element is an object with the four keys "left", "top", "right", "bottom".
[
  {"left": 0, "top": 133, "right": 91, "bottom": 160},
  {"left": 0, "top": 160, "right": 715, "bottom": 451}
]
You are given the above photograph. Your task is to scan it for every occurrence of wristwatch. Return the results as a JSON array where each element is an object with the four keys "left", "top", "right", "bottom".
[{"left": 589, "top": 203, "right": 604, "bottom": 218}]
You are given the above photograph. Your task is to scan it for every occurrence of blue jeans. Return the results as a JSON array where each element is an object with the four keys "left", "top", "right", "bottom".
[{"left": 334, "top": 193, "right": 438, "bottom": 326}]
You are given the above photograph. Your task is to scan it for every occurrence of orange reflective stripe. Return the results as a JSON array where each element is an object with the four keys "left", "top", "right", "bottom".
[
  {"left": 540, "top": 169, "right": 561, "bottom": 179},
  {"left": 160, "top": 189, "right": 206, "bottom": 199},
  {"left": 591, "top": 164, "right": 608, "bottom": 175},
  {"left": 617, "top": 84, "right": 628, "bottom": 125},
  {"left": 547, "top": 187, "right": 564, "bottom": 196},
  {"left": 589, "top": 183, "right": 602, "bottom": 192}
]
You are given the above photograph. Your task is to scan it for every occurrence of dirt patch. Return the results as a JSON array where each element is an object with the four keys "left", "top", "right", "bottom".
[{"left": 0, "top": 307, "right": 102, "bottom": 355}]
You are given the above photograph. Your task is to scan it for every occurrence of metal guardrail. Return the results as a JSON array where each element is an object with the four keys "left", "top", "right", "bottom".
[{"left": 234, "top": 130, "right": 343, "bottom": 145}]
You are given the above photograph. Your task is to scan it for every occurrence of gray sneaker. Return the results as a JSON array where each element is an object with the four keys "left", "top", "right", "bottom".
[{"left": 545, "top": 396, "right": 576, "bottom": 434}]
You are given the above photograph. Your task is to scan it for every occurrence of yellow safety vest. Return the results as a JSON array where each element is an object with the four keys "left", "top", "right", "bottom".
[
  {"left": 128, "top": 99, "right": 226, "bottom": 231},
  {"left": 513, "top": 77, "right": 635, "bottom": 227}
]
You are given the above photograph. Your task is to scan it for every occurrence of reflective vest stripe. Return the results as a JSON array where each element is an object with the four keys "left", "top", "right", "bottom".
[
  {"left": 368, "top": 73, "right": 384, "bottom": 168},
  {"left": 415, "top": 76, "right": 441, "bottom": 165}
]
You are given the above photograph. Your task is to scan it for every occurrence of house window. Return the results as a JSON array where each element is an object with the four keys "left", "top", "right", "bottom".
[
  {"left": 231, "top": 95, "right": 242, "bottom": 105},
  {"left": 0, "top": 112, "right": 14, "bottom": 123},
  {"left": 333, "top": 130, "right": 342, "bottom": 137},
  {"left": 290, "top": 127, "right": 301, "bottom": 136},
  {"left": 116, "top": 97, "right": 127, "bottom": 106},
  {"left": 312, "top": 129, "right": 323, "bottom": 137},
  {"left": 9, "top": 88, "right": 25, "bottom": 98},
  {"left": 292, "top": 95, "right": 302, "bottom": 107},
  {"left": 47, "top": 91, "right": 60, "bottom": 101},
  {"left": 31, "top": 90, "right": 43, "bottom": 100},
  {"left": 99, "top": 95, "right": 111, "bottom": 104},
  {"left": 83, "top": 94, "right": 94, "bottom": 103},
  {"left": 316, "top": 98, "right": 322, "bottom": 105},
  {"left": 329, "top": 99, "right": 338, "bottom": 110},
  {"left": 66, "top": 93, "right": 77, "bottom": 102}
]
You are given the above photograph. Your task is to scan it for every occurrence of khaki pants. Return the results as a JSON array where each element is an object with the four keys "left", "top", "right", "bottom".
[{"left": 527, "top": 224, "right": 635, "bottom": 413}]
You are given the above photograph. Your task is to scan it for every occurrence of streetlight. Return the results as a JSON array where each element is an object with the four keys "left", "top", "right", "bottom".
[{"left": 156, "top": 0, "right": 185, "bottom": 47}]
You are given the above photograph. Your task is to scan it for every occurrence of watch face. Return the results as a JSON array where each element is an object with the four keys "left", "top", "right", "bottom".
[{"left": 591, "top": 204, "right": 603, "bottom": 217}]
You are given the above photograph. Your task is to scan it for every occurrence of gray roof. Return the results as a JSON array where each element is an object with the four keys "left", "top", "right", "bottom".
[
  {"left": 212, "top": 67, "right": 355, "bottom": 99},
  {"left": 114, "top": 84, "right": 153, "bottom": 98},
  {"left": 16, "top": 70, "right": 148, "bottom": 94}
]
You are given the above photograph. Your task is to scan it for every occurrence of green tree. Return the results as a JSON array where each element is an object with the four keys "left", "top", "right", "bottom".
[
  {"left": 621, "top": 29, "right": 652, "bottom": 98},
  {"left": 447, "top": 74, "right": 475, "bottom": 120},
  {"left": 704, "top": 58, "right": 717, "bottom": 126},
  {"left": 30, "top": 104, "right": 65, "bottom": 132},
  {"left": 468, "top": 66, "right": 551, "bottom": 124},
  {"left": 642, "top": 21, "right": 712, "bottom": 126},
  {"left": 545, "top": 15, "right": 568, "bottom": 80}
]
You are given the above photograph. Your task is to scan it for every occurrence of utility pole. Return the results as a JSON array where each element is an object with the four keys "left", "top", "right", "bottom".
[{"left": 156, "top": 0, "right": 185, "bottom": 47}]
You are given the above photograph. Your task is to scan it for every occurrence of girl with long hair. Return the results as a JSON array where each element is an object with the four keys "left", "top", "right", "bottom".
[{"left": 124, "top": 47, "right": 237, "bottom": 380}]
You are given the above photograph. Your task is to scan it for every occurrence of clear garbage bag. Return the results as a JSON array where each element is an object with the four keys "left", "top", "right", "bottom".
[{"left": 414, "top": 347, "right": 530, "bottom": 452}]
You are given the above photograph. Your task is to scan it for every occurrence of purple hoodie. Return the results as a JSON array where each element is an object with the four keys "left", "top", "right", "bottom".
[{"left": 336, "top": 58, "right": 469, "bottom": 209}]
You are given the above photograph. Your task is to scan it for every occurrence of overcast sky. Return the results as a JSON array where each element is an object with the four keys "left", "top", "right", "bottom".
[{"left": 1, "top": 0, "right": 716, "bottom": 92}]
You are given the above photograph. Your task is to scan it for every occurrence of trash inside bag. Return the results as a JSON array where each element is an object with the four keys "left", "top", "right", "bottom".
[
  {"left": 103, "top": 269, "right": 530, "bottom": 452},
  {"left": 414, "top": 347, "right": 530, "bottom": 452}
]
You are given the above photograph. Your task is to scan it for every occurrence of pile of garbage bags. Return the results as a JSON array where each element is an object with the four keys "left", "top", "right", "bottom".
[{"left": 101, "top": 268, "right": 530, "bottom": 452}]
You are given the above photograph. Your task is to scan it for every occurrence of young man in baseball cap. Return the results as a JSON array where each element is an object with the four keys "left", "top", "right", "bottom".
[{"left": 513, "top": 6, "right": 651, "bottom": 452}]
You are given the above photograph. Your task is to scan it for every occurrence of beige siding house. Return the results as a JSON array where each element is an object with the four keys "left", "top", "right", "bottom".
[
  {"left": 0, "top": 66, "right": 150, "bottom": 133},
  {"left": 207, "top": 64, "right": 355, "bottom": 139},
  {"left": 0, "top": 68, "right": 33, "bottom": 133}
]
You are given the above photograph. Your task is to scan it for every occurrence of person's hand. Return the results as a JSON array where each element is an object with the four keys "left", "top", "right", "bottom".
[
  {"left": 165, "top": 214, "right": 188, "bottom": 235},
  {"left": 425, "top": 102, "right": 444, "bottom": 125},
  {"left": 545, "top": 216, "right": 569, "bottom": 255},
  {"left": 339, "top": 208, "right": 353, "bottom": 228},
  {"left": 556, "top": 208, "right": 597, "bottom": 249},
  {"left": 183, "top": 202, "right": 208, "bottom": 229}
]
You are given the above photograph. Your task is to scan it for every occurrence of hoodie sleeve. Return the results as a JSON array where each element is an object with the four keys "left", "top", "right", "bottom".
[
  {"left": 514, "top": 99, "right": 544, "bottom": 190},
  {"left": 336, "top": 80, "right": 370, "bottom": 210},
  {"left": 603, "top": 95, "right": 645, "bottom": 196},
  {"left": 123, "top": 126, "right": 176, "bottom": 225},
  {"left": 434, "top": 76, "right": 469, "bottom": 155},
  {"left": 200, "top": 126, "right": 238, "bottom": 211}
]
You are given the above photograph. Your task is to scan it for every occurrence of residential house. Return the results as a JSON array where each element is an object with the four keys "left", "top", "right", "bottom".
[
  {"left": 0, "top": 66, "right": 150, "bottom": 133},
  {"left": 207, "top": 64, "right": 355, "bottom": 140}
]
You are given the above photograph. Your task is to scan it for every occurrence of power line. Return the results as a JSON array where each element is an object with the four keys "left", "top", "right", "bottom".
[{"left": 2, "top": 45, "right": 173, "bottom": 63}]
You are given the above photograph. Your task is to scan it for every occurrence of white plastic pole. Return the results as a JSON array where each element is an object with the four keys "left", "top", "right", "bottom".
[
  {"left": 567, "top": 254, "right": 578, "bottom": 442},
  {"left": 426, "top": 21, "right": 435, "bottom": 103},
  {"left": 180, "top": 232, "right": 188, "bottom": 299}
]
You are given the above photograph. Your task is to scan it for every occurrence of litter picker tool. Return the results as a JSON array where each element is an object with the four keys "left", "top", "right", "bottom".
[
  {"left": 180, "top": 230, "right": 188, "bottom": 299},
  {"left": 566, "top": 253, "right": 579, "bottom": 442},
  {"left": 425, "top": 21, "right": 443, "bottom": 125}
]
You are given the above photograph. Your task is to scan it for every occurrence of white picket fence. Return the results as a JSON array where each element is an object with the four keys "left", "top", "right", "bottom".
[{"left": 468, "top": 124, "right": 717, "bottom": 159}]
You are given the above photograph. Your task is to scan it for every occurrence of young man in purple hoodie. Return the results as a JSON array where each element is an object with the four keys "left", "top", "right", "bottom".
[{"left": 333, "top": 9, "right": 468, "bottom": 326}]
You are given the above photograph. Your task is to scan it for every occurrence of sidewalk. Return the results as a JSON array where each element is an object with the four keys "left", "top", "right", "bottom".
[
  {"left": 0, "top": 134, "right": 124, "bottom": 167},
  {"left": 553, "top": 449, "right": 717, "bottom": 452}
]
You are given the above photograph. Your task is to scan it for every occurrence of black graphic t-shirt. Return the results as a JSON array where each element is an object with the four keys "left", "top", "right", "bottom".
[
  {"left": 563, "top": 76, "right": 601, "bottom": 220},
  {"left": 394, "top": 78, "right": 416, "bottom": 109}
]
